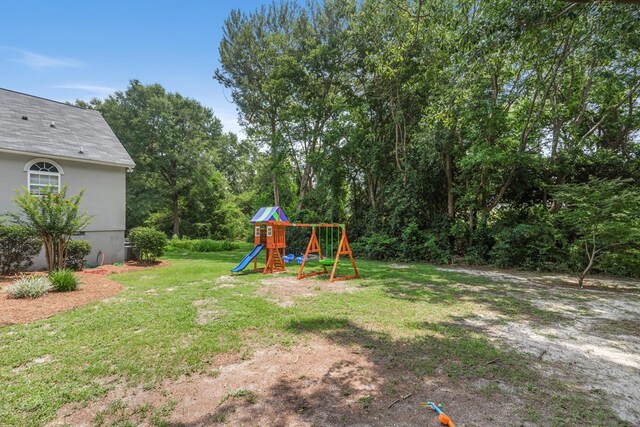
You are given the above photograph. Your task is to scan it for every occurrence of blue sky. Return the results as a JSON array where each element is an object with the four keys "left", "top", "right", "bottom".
[{"left": 0, "top": 0, "right": 268, "bottom": 135}]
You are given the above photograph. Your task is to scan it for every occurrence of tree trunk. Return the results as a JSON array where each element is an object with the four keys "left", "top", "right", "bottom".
[
  {"left": 172, "top": 191, "right": 180, "bottom": 237},
  {"left": 56, "top": 238, "right": 66, "bottom": 270},
  {"left": 578, "top": 235, "right": 598, "bottom": 288},
  {"left": 272, "top": 174, "right": 280, "bottom": 206},
  {"left": 366, "top": 174, "right": 376, "bottom": 208},
  {"left": 43, "top": 236, "right": 53, "bottom": 271},
  {"left": 269, "top": 115, "right": 281, "bottom": 207},
  {"left": 444, "top": 152, "right": 454, "bottom": 219},
  {"left": 296, "top": 162, "right": 313, "bottom": 211}
]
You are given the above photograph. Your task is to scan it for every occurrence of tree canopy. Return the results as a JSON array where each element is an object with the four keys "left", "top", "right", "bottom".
[
  {"left": 214, "top": 0, "right": 640, "bottom": 281},
  {"left": 89, "top": 81, "right": 250, "bottom": 240},
  {"left": 80, "top": 0, "right": 640, "bottom": 284}
]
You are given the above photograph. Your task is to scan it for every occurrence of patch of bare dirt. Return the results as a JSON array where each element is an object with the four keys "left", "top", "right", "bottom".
[
  {"left": 11, "top": 354, "right": 53, "bottom": 373},
  {"left": 82, "top": 260, "right": 170, "bottom": 275},
  {"left": 193, "top": 298, "right": 227, "bottom": 325},
  {"left": 258, "top": 276, "right": 359, "bottom": 307},
  {"left": 0, "top": 262, "right": 167, "bottom": 326},
  {"left": 442, "top": 266, "right": 640, "bottom": 424},
  {"left": 390, "top": 263, "right": 412, "bottom": 269},
  {"left": 51, "top": 337, "right": 527, "bottom": 427}
]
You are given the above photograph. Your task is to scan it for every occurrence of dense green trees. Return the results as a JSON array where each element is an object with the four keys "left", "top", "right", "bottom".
[
  {"left": 85, "top": 81, "right": 250, "bottom": 240},
  {"left": 98, "top": 81, "right": 225, "bottom": 237},
  {"left": 74, "top": 1, "right": 639, "bottom": 282},
  {"left": 216, "top": 0, "right": 640, "bottom": 280}
]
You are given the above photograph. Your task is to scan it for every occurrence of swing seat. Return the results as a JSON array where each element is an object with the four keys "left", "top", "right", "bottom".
[{"left": 319, "top": 258, "right": 337, "bottom": 266}]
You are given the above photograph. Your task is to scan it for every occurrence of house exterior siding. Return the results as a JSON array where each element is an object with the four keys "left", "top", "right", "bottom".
[{"left": 0, "top": 151, "right": 127, "bottom": 269}]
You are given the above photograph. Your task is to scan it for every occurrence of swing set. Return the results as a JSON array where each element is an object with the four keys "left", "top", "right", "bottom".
[
  {"left": 291, "top": 223, "right": 359, "bottom": 282},
  {"left": 231, "top": 207, "right": 359, "bottom": 283}
]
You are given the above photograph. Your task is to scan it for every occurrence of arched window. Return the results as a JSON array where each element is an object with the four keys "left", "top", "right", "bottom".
[{"left": 24, "top": 159, "right": 63, "bottom": 195}]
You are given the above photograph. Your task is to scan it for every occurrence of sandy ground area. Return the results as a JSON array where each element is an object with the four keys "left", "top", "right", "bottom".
[
  {"left": 439, "top": 267, "right": 640, "bottom": 424},
  {"left": 258, "top": 275, "right": 360, "bottom": 307},
  {"left": 51, "top": 336, "right": 529, "bottom": 427}
]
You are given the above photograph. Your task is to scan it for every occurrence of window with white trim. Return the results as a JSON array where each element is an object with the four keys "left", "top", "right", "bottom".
[
  {"left": 27, "top": 161, "right": 61, "bottom": 195},
  {"left": 267, "top": 226, "right": 273, "bottom": 237}
]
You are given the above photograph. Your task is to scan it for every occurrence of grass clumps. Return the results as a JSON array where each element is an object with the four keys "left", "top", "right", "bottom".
[
  {"left": 219, "top": 388, "right": 257, "bottom": 405},
  {"left": 49, "top": 268, "right": 80, "bottom": 292},
  {"left": 5, "top": 275, "right": 52, "bottom": 299}
]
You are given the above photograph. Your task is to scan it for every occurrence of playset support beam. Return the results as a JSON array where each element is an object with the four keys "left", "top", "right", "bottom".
[
  {"left": 297, "top": 224, "right": 359, "bottom": 282},
  {"left": 297, "top": 226, "right": 328, "bottom": 279}
]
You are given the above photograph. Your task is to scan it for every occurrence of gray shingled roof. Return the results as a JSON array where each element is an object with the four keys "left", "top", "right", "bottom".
[{"left": 0, "top": 88, "right": 135, "bottom": 168}]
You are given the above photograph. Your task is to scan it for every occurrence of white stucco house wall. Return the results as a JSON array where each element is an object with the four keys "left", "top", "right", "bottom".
[{"left": 0, "top": 88, "right": 135, "bottom": 269}]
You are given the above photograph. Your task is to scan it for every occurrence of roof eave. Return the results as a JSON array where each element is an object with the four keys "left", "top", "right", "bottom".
[{"left": 0, "top": 147, "right": 136, "bottom": 169}]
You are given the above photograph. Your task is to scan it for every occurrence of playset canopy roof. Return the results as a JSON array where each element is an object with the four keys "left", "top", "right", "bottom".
[{"left": 250, "top": 206, "right": 289, "bottom": 223}]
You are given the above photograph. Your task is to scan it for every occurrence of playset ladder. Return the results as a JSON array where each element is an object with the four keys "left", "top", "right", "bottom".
[{"left": 264, "top": 248, "right": 286, "bottom": 274}]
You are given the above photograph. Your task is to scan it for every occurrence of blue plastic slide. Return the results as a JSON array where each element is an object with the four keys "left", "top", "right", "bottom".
[{"left": 231, "top": 244, "right": 264, "bottom": 272}]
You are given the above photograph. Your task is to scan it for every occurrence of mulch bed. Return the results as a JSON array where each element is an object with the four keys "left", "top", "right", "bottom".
[{"left": 0, "top": 261, "right": 168, "bottom": 326}]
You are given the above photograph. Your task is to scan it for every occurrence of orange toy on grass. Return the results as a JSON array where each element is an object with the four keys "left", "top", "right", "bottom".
[{"left": 421, "top": 401, "right": 456, "bottom": 427}]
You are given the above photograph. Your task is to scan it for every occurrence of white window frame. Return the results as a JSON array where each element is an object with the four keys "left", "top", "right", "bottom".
[
  {"left": 255, "top": 226, "right": 261, "bottom": 237},
  {"left": 24, "top": 158, "right": 64, "bottom": 195},
  {"left": 267, "top": 226, "right": 273, "bottom": 237}
]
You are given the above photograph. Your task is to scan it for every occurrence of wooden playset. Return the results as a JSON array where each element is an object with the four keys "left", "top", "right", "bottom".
[{"left": 231, "top": 206, "right": 359, "bottom": 282}]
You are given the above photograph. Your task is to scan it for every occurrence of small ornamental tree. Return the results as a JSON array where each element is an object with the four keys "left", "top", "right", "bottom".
[
  {"left": 554, "top": 179, "right": 640, "bottom": 287},
  {"left": 7, "top": 186, "right": 93, "bottom": 271}
]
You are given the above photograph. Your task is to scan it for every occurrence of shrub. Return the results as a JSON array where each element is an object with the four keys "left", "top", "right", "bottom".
[
  {"left": 49, "top": 268, "right": 80, "bottom": 292},
  {"left": 352, "top": 233, "right": 398, "bottom": 260},
  {"left": 129, "top": 227, "right": 167, "bottom": 261},
  {"left": 490, "top": 223, "right": 562, "bottom": 270},
  {"left": 424, "top": 233, "right": 452, "bottom": 265},
  {"left": 65, "top": 239, "right": 92, "bottom": 270},
  {"left": 5, "top": 275, "right": 52, "bottom": 299},
  {"left": 0, "top": 224, "right": 42, "bottom": 274},
  {"left": 165, "top": 237, "right": 238, "bottom": 253}
]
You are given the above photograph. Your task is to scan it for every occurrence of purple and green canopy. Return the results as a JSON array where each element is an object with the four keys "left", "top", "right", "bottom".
[{"left": 250, "top": 206, "right": 289, "bottom": 223}]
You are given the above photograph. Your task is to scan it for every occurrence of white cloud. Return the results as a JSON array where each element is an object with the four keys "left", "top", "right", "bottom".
[
  {"left": 54, "top": 84, "right": 117, "bottom": 96},
  {"left": 2, "top": 47, "right": 82, "bottom": 69}
]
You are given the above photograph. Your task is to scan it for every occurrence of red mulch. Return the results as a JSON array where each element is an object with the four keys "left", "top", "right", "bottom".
[{"left": 0, "top": 261, "right": 168, "bottom": 326}]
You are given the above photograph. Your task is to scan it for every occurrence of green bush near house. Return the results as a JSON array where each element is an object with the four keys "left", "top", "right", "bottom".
[
  {"left": 0, "top": 224, "right": 42, "bottom": 275},
  {"left": 4, "top": 275, "right": 52, "bottom": 299},
  {"left": 49, "top": 268, "right": 80, "bottom": 292},
  {"left": 65, "top": 240, "right": 92, "bottom": 270},
  {"left": 165, "top": 237, "right": 238, "bottom": 253},
  {"left": 129, "top": 227, "right": 167, "bottom": 261}
]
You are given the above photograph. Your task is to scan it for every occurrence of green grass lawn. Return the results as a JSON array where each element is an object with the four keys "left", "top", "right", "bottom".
[{"left": 0, "top": 244, "right": 625, "bottom": 426}]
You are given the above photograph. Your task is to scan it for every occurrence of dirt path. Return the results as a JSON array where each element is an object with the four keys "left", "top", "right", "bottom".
[
  {"left": 439, "top": 266, "right": 640, "bottom": 424},
  {"left": 52, "top": 337, "right": 529, "bottom": 427}
]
